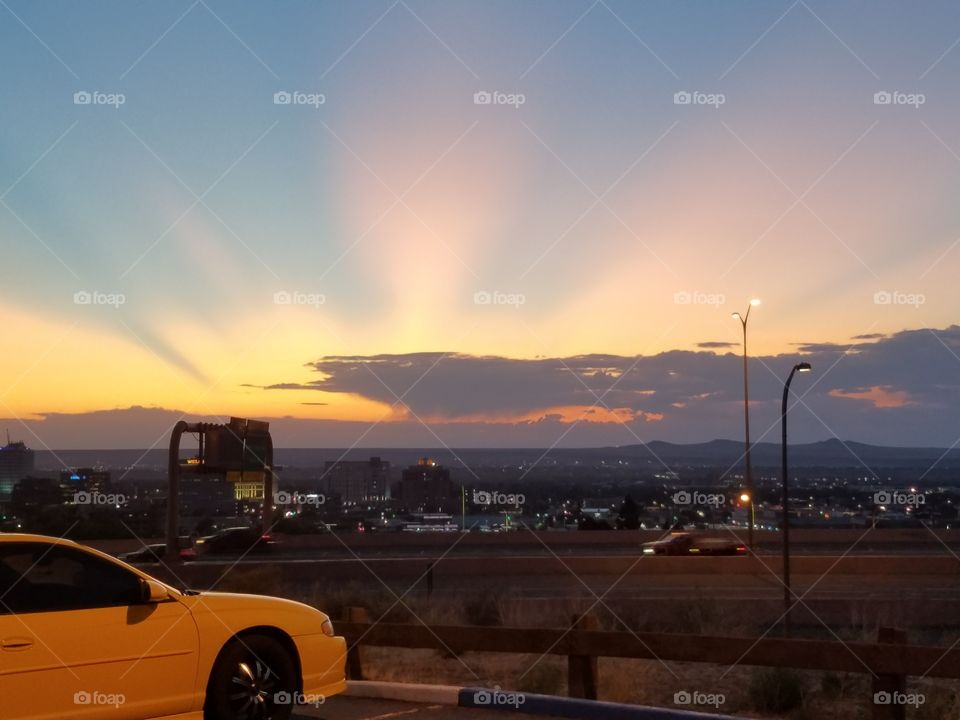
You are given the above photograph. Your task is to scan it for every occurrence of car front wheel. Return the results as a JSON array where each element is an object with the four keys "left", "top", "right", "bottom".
[{"left": 205, "top": 634, "right": 297, "bottom": 720}]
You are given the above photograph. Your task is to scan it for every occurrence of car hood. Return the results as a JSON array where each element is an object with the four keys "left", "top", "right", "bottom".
[{"left": 178, "top": 590, "right": 331, "bottom": 636}]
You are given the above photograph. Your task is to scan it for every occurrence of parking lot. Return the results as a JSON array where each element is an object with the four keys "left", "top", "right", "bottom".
[{"left": 294, "top": 696, "right": 567, "bottom": 720}]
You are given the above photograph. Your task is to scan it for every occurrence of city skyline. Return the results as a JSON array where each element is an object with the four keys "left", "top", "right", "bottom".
[{"left": 3, "top": 1, "right": 960, "bottom": 448}]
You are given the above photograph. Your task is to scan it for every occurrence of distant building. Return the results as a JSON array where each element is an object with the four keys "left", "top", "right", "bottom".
[
  {"left": 393, "top": 458, "right": 457, "bottom": 513},
  {"left": 10, "top": 477, "right": 61, "bottom": 514},
  {"left": 226, "top": 471, "right": 265, "bottom": 502},
  {"left": 323, "top": 457, "right": 390, "bottom": 504},
  {"left": 58, "top": 468, "right": 113, "bottom": 507},
  {"left": 60, "top": 468, "right": 111, "bottom": 494},
  {"left": 180, "top": 475, "right": 236, "bottom": 517},
  {"left": 0, "top": 440, "right": 34, "bottom": 502}
]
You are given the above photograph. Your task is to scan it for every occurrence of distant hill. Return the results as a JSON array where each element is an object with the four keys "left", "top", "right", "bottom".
[
  {"left": 602, "top": 438, "right": 960, "bottom": 468},
  {"left": 32, "top": 438, "right": 960, "bottom": 472}
]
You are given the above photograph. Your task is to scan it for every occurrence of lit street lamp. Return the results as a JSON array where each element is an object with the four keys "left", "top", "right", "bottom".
[
  {"left": 781, "top": 361, "right": 812, "bottom": 636},
  {"left": 732, "top": 299, "right": 760, "bottom": 548}
]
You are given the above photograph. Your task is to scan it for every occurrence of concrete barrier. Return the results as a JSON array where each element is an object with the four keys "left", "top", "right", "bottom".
[
  {"left": 342, "top": 681, "right": 738, "bottom": 719},
  {"left": 460, "top": 689, "right": 738, "bottom": 719},
  {"left": 346, "top": 680, "right": 461, "bottom": 705}
]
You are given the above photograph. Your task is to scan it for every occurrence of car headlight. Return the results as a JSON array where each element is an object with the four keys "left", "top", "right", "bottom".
[{"left": 321, "top": 618, "right": 335, "bottom": 637}]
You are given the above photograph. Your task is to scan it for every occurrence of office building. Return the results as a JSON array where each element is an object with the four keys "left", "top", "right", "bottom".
[
  {"left": 0, "top": 440, "right": 35, "bottom": 502},
  {"left": 393, "top": 458, "right": 457, "bottom": 513},
  {"left": 323, "top": 456, "right": 390, "bottom": 504}
]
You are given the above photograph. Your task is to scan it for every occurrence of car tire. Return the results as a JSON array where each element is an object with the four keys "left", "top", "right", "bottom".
[{"left": 205, "top": 634, "right": 297, "bottom": 720}]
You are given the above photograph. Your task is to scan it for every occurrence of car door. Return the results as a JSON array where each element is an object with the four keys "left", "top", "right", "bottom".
[{"left": 0, "top": 541, "right": 200, "bottom": 720}]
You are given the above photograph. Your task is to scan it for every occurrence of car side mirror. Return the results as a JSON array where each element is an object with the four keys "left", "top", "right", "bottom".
[{"left": 139, "top": 578, "right": 171, "bottom": 603}]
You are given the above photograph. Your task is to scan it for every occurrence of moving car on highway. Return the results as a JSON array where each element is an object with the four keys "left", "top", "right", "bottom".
[
  {"left": 642, "top": 531, "right": 747, "bottom": 556},
  {"left": 192, "top": 526, "right": 274, "bottom": 556},
  {"left": 118, "top": 543, "right": 170, "bottom": 564},
  {"left": 0, "top": 533, "right": 346, "bottom": 720}
]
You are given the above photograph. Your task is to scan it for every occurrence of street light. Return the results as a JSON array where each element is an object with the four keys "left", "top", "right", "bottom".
[
  {"left": 732, "top": 298, "right": 760, "bottom": 548},
  {"left": 781, "top": 361, "right": 812, "bottom": 636}
]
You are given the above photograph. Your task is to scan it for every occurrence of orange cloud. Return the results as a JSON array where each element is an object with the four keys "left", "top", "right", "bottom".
[
  {"left": 416, "top": 405, "right": 663, "bottom": 425},
  {"left": 828, "top": 385, "right": 915, "bottom": 409}
]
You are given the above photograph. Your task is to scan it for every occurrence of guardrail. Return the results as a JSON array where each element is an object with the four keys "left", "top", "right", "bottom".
[{"left": 340, "top": 608, "right": 958, "bottom": 720}]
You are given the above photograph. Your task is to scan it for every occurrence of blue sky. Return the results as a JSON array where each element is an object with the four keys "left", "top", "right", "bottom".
[{"left": 2, "top": 1, "right": 960, "bottom": 447}]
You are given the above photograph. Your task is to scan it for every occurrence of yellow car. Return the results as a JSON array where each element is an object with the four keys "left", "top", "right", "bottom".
[{"left": 0, "top": 534, "right": 346, "bottom": 720}]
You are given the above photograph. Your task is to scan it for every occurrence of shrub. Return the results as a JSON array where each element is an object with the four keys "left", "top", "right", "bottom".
[{"left": 749, "top": 667, "right": 804, "bottom": 714}]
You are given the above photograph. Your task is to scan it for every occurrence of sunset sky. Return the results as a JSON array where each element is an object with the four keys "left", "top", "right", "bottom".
[{"left": 2, "top": 1, "right": 960, "bottom": 448}]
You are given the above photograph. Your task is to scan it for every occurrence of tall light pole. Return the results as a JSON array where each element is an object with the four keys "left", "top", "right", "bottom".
[
  {"left": 781, "top": 361, "right": 812, "bottom": 636},
  {"left": 732, "top": 299, "right": 760, "bottom": 549}
]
